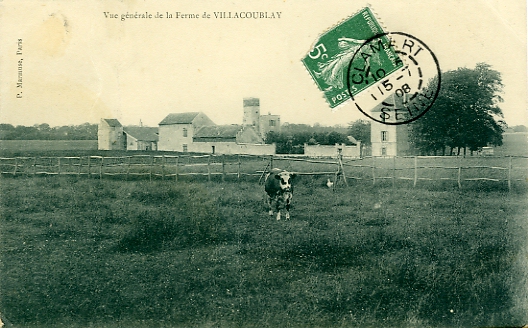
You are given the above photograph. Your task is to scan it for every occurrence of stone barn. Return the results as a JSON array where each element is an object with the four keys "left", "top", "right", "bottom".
[
  {"left": 191, "top": 125, "right": 275, "bottom": 155},
  {"left": 98, "top": 118, "right": 159, "bottom": 151},
  {"left": 98, "top": 119, "right": 124, "bottom": 150},
  {"left": 123, "top": 127, "right": 158, "bottom": 151},
  {"left": 157, "top": 112, "right": 215, "bottom": 152}
]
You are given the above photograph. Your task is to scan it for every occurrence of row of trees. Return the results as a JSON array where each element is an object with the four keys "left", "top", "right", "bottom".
[
  {"left": 0, "top": 123, "right": 98, "bottom": 140},
  {"left": 265, "top": 130, "right": 353, "bottom": 154}
]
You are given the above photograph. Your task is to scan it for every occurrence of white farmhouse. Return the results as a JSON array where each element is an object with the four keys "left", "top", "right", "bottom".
[
  {"left": 370, "top": 94, "right": 411, "bottom": 157},
  {"left": 158, "top": 112, "right": 215, "bottom": 152}
]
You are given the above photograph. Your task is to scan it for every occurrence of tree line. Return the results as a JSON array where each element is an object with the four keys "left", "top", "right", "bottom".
[
  {"left": 264, "top": 121, "right": 371, "bottom": 154},
  {"left": 0, "top": 123, "right": 98, "bottom": 140}
]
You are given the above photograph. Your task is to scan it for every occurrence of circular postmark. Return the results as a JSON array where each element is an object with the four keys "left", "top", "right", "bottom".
[{"left": 346, "top": 32, "right": 441, "bottom": 125}]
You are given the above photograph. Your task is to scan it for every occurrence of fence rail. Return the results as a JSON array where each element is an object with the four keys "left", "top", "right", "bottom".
[{"left": 1, "top": 154, "right": 527, "bottom": 190}]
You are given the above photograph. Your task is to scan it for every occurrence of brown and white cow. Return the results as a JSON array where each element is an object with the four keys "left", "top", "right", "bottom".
[{"left": 264, "top": 169, "right": 296, "bottom": 220}]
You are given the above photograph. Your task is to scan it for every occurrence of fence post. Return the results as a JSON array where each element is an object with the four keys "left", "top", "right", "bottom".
[
  {"left": 33, "top": 157, "right": 37, "bottom": 176},
  {"left": 457, "top": 156, "right": 462, "bottom": 189},
  {"left": 413, "top": 156, "right": 418, "bottom": 188},
  {"left": 221, "top": 155, "right": 226, "bottom": 182},
  {"left": 126, "top": 156, "right": 131, "bottom": 181},
  {"left": 99, "top": 157, "right": 103, "bottom": 179},
  {"left": 507, "top": 156, "right": 512, "bottom": 192},
  {"left": 392, "top": 156, "right": 396, "bottom": 187},
  {"left": 207, "top": 155, "right": 211, "bottom": 182},
  {"left": 175, "top": 156, "right": 179, "bottom": 182},
  {"left": 58, "top": 157, "right": 61, "bottom": 175},
  {"left": 161, "top": 155, "right": 165, "bottom": 180},
  {"left": 88, "top": 156, "right": 91, "bottom": 178},
  {"left": 13, "top": 157, "right": 18, "bottom": 176},
  {"left": 371, "top": 156, "right": 376, "bottom": 185},
  {"left": 149, "top": 155, "right": 153, "bottom": 182},
  {"left": 237, "top": 154, "right": 241, "bottom": 181},
  {"left": 270, "top": 155, "right": 274, "bottom": 171}
]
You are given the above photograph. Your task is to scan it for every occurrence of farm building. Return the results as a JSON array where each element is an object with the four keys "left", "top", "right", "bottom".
[
  {"left": 192, "top": 125, "right": 275, "bottom": 155},
  {"left": 98, "top": 119, "right": 125, "bottom": 150},
  {"left": 98, "top": 119, "right": 158, "bottom": 151},
  {"left": 157, "top": 111, "right": 275, "bottom": 155},
  {"left": 370, "top": 95, "right": 411, "bottom": 157},
  {"left": 156, "top": 98, "right": 278, "bottom": 155},
  {"left": 123, "top": 126, "right": 158, "bottom": 151},
  {"left": 157, "top": 112, "right": 215, "bottom": 152},
  {"left": 99, "top": 98, "right": 279, "bottom": 155},
  {"left": 242, "top": 97, "right": 281, "bottom": 138}
]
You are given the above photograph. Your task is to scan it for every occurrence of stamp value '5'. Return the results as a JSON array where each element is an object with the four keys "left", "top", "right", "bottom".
[{"left": 302, "top": 7, "right": 403, "bottom": 108}]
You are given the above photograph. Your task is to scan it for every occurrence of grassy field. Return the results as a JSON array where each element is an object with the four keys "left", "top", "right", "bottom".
[
  {"left": 1, "top": 175, "right": 527, "bottom": 327},
  {"left": 0, "top": 140, "right": 98, "bottom": 153}
]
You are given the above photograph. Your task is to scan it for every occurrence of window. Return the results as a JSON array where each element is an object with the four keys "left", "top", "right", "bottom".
[
  {"left": 269, "top": 120, "right": 275, "bottom": 127},
  {"left": 183, "top": 128, "right": 188, "bottom": 137},
  {"left": 381, "top": 131, "right": 388, "bottom": 141},
  {"left": 381, "top": 147, "right": 387, "bottom": 156},
  {"left": 183, "top": 144, "right": 188, "bottom": 152}
]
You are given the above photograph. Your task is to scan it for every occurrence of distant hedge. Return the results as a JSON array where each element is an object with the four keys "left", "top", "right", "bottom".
[{"left": 0, "top": 123, "right": 97, "bottom": 140}]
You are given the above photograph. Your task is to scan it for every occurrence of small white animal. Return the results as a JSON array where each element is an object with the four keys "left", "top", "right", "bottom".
[{"left": 326, "top": 178, "right": 334, "bottom": 188}]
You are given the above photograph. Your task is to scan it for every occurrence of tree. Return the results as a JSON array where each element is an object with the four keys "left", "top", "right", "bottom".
[
  {"left": 347, "top": 119, "right": 371, "bottom": 146},
  {"left": 409, "top": 63, "right": 505, "bottom": 155},
  {"left": 512, "top": 125, "right": 527, "bottom": 133}
]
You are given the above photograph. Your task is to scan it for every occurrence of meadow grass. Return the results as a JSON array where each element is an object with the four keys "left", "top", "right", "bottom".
[{"left": 1, "top": 175, "right": 527, "bottom": 327}]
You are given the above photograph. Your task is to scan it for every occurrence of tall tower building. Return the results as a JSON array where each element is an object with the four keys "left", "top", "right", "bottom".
[{"left": 243, "top": 97, "right": 260, "bottom": 128}]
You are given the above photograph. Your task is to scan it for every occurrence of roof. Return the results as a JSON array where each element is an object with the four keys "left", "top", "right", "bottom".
[
  {"left": 159, "top": 112, "right": 201, "bottom": 125},
  {"left": 347, "top": 136, "right": 358, "bottom": 144},
  {"left": 371, "top": 93, "right": 408, "bottom": 111},
  {"left": 103, "top": 119, "right": 122, "bottom": 127},
  {"left": 243, "top": 98, "right": 260, "bottom": 107},
  {"left": 193, "top": 125, "right": 243, "bottom": 139},
  {"left": 123, "top": 127, "right": 159, "bottom": 142}
]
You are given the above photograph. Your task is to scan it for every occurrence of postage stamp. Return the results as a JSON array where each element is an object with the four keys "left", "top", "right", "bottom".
[
  {"left": 347, "top": 32, "right": 441, "bottom": 125},
  {"left": 302, "top": 7, "right": 404, "bottom": 108}
]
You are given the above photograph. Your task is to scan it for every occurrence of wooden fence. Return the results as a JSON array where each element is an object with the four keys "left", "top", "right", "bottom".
[{"left": 1, "top": 154, "right": 527, "bottom": 190}]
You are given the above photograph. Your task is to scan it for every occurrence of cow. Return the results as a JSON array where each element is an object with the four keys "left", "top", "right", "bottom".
[{"left": 264, "top": 169, "right": 296, "bottom": 220}]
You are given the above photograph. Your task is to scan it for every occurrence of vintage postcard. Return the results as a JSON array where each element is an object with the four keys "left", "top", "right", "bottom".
[{"left": 1, "top": 0, "right": 527, "bottom": 327}]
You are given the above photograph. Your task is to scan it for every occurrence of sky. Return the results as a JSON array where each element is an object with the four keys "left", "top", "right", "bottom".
[{"left": 0, "top": 0, "right": 526, "bottom": 128}]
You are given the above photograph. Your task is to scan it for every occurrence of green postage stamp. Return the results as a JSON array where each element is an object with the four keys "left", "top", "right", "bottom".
[{"left": 302, "top": 7, "right": 404, "bottom": 108}]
